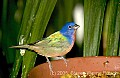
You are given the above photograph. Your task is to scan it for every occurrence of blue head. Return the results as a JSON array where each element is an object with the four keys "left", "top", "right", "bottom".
[{"left": 60, "top": 22, "right": 80, "bottom": 44}]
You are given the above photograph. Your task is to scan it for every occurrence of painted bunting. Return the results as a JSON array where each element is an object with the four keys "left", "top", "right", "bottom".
[{"left": 10, "top": 22, "right": 80, "bottom": 72}]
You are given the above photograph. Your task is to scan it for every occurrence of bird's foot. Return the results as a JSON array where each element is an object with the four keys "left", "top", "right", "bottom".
[
  {"left": 45, "top": 57, "right": 53, "bottom": 73},
  {"left": 57, "top": 56, "right": 68, "bottom": 67}
]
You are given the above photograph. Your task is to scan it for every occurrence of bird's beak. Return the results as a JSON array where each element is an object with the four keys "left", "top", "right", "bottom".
[{"left": 73, "top": 24, "right": 80, "bottom": 30}]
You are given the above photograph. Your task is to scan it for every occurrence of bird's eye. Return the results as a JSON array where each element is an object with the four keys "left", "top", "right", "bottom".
[{"left": 68, "top": 26, "right": 72, "bottom": 29}]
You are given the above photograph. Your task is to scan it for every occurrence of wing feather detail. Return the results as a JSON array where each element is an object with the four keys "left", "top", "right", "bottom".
[{"left": 33, "top": 31, "right": 71, "bottom": 57}]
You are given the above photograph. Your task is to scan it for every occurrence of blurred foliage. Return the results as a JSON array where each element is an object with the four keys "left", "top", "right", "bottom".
[
  {"left": 84, "top": 0, "right": 106, "bottom": 56},
  {"left": 104, "top": 0, "right": 120, "bottom": 56},
  {"left": 84, "top": 0, "right": 120, "bottom": 56},
  {"left": 2, "top": 0, "right": 21, "bottom": 64}
]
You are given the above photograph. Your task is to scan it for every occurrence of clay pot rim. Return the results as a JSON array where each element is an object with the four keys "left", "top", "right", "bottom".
[{"left": 28, "top": 56, "right": 120, "bottom": 78}]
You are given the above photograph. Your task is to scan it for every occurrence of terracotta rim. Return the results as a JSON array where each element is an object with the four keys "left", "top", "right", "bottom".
[{"left": 28, "top": 56, "right": 120, "bottom": 78}]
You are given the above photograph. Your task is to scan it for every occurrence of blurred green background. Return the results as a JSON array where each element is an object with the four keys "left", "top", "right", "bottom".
[{"left": 0, "top": 0, "right": 120, "bottom": 78}]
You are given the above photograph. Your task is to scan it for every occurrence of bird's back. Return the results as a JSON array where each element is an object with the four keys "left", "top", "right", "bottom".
[{"left": 32, "top": 31, "right": 73, "bottom": 57}]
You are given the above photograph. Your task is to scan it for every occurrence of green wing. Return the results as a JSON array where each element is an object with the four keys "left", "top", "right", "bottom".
[
  {"left": 35, "top": 31, "right": 70, "bottom": 47},
  {"left": 34, "top": 31, "right": 71, "bottom": 57}
]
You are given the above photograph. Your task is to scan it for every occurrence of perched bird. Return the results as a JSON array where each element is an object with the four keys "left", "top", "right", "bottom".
[{"left": 10, "top": 22, "right": 80, "bottom": 72}]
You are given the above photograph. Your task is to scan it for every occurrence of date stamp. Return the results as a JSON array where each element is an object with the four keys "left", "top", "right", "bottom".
[
  {"left": 50, "top": 71, "right": 68, "bottom": 75},
  {"left": 50, "top": 71, "right": 83, "bottom": 76}
]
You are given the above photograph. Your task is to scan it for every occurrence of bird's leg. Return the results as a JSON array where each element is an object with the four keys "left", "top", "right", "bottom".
[
  {"left": 45, "top": 57, "right": 53, "bottom": 72},
  {"left": 57, "top": 56, "right": 68, "bottom": 67}
]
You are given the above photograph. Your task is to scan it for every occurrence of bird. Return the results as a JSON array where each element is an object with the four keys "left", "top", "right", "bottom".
[{"left": 10, "top": 22, "right": 80, "bottom": 72}]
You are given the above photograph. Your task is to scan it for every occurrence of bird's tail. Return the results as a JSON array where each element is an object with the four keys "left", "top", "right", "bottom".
[{"left": 10, "top": 45, "right": 30, "bottom": 49}]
